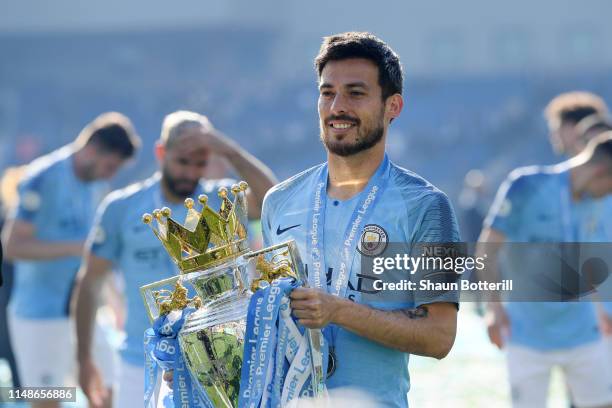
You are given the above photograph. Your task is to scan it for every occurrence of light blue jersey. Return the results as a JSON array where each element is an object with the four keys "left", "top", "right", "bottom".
[
  {"left": 88, "top": 173, "right": 234, "bottom": 365},
  {"left": 9, "top": 146, "right": 105, "bottom": 319},
  {"left": 261, "top": 156, "right": 460, "bottom": 408},
  {"left": 485, "top": 165, "right": 600, "bottom": 350}
]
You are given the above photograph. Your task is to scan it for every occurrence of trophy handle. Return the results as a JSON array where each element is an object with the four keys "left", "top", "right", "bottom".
[{"left": 140, "top": 275, "right": 181, "bottom": 323}]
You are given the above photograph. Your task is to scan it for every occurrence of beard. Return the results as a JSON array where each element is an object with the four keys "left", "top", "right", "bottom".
[
  {"left": 161, "top": 167, "right": 199, "bottom": 198},
  {"left": 319, "top": 112, "right": 385, "bottom": 157},
  {"left": 79, "top": 161, "right": 97, "bottom": 182}
]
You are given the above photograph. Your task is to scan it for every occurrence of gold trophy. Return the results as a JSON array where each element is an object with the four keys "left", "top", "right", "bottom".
[{"left": 140, "top": 182, "right": 325, "bottom": 407}]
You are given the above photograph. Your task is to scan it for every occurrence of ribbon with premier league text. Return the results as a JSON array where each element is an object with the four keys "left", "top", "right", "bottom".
[
  {"left": 306, "top": 155, "right": 390, "bottom": 359},
  {"left": 238, "top": 278, "right": 328, "bottom": 408},
  {"left": 144, "top": 308, "right": 213, "bottom": 408}
]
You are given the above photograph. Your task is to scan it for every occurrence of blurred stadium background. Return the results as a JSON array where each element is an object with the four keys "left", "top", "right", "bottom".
[{"left": 2, "top": 1, "right": 611, "bottom": 406}]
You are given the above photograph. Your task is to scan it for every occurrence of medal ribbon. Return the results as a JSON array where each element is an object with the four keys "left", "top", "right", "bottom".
[
  {"left": 305, "top": 155, "right": 390, "bottom": 364},
  {"left": 306, "top": 154, "right": 390, "bottom": 296},
  {"left": 238, "top": 278, "right": 316, "bottom": 408}
]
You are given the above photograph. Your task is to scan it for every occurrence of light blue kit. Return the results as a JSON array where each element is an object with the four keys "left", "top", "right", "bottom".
[
  {"left": 485, "top": 165, "right": 604, "bottom": 350},
  {"left": 10, "top": 146, "right": 105, "bottom": 319},
  {"left": 261, "top": 154, "right": 460, "bottom": 407}
]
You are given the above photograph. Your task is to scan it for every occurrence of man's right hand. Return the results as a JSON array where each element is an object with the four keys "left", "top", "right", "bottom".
[
  {"left": 485, "top": 303, "right": 510, "bottom": 349},
  {"left": 79, "top": 357, "right": 108, "bottom": 408}
]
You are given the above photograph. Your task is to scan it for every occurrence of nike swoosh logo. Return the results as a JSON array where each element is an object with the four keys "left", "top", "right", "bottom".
[{"left": 276, "top": 224, "right": 301, "bottom": 235}]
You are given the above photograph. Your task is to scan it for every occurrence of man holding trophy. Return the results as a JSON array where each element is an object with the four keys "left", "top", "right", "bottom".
[
  {"left": 72, "top": 110, "right": 277, "bottom": 408},
  {"left": 261, "top": 32, "right": 460, "bottom": 406},
  {"left": 136, "top": 33, "right": 459, "bottom": 408}
]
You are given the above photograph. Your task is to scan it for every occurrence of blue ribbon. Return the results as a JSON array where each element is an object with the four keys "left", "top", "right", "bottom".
[
  {"left": 306, "top": 155, "right": 390, "bottom": 358},
  {"left": 144, "top": 308, "right": 213, "bottom": 408},
  {"left": 238, "top": 278, "right": 314, "bottom": 408}
]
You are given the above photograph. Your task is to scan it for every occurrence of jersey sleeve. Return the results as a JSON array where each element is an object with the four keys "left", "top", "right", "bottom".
[
  {"left": 13, "top": 171, "right": 46, "bottom": 223},
  {"left": 483, "top": 172, "right": 529, "bottom": 237},
  {"left": 260, "top": 192, "right": 275, "bottom": 248},
  {"left": 411, "top": 191, "right": 461, "bottom": 308},
  {"left": 412, "top": 190, "right": 461, "bottom": 244},
  {"left": 87, "top": 194, "right": 122, "bottom": 262}
]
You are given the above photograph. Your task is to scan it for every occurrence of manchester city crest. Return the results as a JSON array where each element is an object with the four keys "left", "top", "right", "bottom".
[{"left": 357, "top": 224, "right": 388, "bottom": 257}]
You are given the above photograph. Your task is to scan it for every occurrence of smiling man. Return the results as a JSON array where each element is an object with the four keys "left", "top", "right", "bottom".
[{"left": 261, "top": 32, "right": 460, "bottom": 406}]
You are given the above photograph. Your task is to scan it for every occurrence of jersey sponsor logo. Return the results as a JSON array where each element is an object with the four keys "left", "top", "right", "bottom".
[
  {"left": 357, "top": 224, "right": 388, "bottom": 257},
  {"left": 276, "top": 224, "right": 301, "bottom": 235},
  {"left": 59, "top": 216, "right": 81, "bottom": 232},
  {"left": 134, "top": 247, "right": 165, "bottom": 262},
  {"left": 131, "top": 223, "right": 149, "bottom": 234}
]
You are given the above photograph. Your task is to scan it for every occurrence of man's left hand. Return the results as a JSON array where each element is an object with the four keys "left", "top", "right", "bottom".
[{"left": 290, "top": 287, "right": 342, "bottom": 329}]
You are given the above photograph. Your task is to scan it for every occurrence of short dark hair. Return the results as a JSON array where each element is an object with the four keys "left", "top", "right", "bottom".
[
  {"left": 75, "top": 112, "right": 141, "bottom": 159},
  {"left": 314, "top": 32, "right": 403, "bottom": 100},
  {"left": 545, "top": 92, "right": 608, "bottom": 129}
]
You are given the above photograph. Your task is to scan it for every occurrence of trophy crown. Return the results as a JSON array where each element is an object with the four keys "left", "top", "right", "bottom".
[{"left": 142, "top": 182, "right": 250, "bottom": 273}]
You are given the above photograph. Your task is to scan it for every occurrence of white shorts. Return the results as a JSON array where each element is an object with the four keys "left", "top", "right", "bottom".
[
  {"left": 606, "top": 336, "right": 612, "bottom": 361},
  {"left": 7, "top": 313, "right": 116, "bottom": 388},
  {"left": 115, "top": 360, "right": 167, "bottom": 408},
  {"left": 507, "top": 341, "right": 612, "bottom": 408}
]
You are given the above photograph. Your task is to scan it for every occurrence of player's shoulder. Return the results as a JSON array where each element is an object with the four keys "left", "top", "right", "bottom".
[
  {"left": 100, "top": 173, "right": 159, "bottom": 213},
  {"left": 389, "top": 161, "right": 449, "bottom": 202},
  {"left": 504, "top": 164, "right": 560, "bottom": 193},
  {"left": 21, "top": 145, "right": 73, "bottom": 184},
  {"left": 263, "top": 163, "right": 324, "bottom": 210}
]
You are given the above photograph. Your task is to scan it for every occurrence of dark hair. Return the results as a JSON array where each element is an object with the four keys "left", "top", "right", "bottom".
[
  {"left": 75, "top": 112, "right": 141, "bottom": 159},
  {"left": 545, "top": 92, "right": 608, "bottom": 127},
  {"left": 314, "top": 32, "right": 403, "bottom": 100}
]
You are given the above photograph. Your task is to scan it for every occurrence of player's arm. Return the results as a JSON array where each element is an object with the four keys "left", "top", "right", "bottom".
[
  {"left": 291, "top": 290, "right": 456, "bottom": 359},
  {"left": 201, "top": 128, "right": 277, "bottom": 219},
  {"left": 475, "top": 172, "right": 525, "bottom": 349},
  {"left": 2, "top": 216, "right": 83, "bottom": 261},
  {"left": 476, "top": 227, "right": 510, "bottom": 349},
  {"left": 71, "top": 252, "right": 112, "bottom": 407},
  {"left": 71, "top": 195, "right": 119, "bottom": 408},
  {"left": 2, "top": 170, "right": 84, "bottom": 260}
]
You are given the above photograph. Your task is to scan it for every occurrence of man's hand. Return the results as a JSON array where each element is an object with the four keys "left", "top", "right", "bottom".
[
  {"left": 200, "top": 128, "right": 239, "bottom": 157},
  {"left": 79, "top": 357, "right": 107, "bottom": 408},
  {"left": 485, "top": 303, "right": 510, "bottom": 349},
  {"left": 290, "top": 288, "right": 342, "bottom": 329}
]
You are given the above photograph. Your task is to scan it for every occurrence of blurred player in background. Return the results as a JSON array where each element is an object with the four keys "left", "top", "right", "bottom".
[
  {"left": 574, "top": 114, "right": 612, "bottom": 347},
  {"left": 1, "top": 112, "right": 141, "bottom": 408},
  {"left": 479, "top": 94, "right": 612, "bottom": 407},
  {"left": 545, "top": 92, "right": 608, "bottom": 158},
  {"left": 73, "top": 110, "right": 276, "bottom": 408}
]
